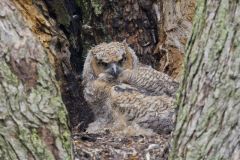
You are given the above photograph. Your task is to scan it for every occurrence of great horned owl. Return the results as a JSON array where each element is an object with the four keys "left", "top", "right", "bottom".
[{"left": 82, "top": 41, "right": 179, "bottom": 135}]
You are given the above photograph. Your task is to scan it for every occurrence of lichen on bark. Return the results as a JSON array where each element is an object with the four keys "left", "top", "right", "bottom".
[
  {"left": 171, "top": 0, "right": 240, "bottom": 159},
  {"left": 0, "top": 0, "right": 71, "bottom": 159}
]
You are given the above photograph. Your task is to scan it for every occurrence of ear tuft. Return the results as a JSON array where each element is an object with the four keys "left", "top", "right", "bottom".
[
  {"left": 123, "top": 40, "right": 130, "bottom": 53},
  {"left": 122, "top": 39, "right": 128, "bottom": 46}
]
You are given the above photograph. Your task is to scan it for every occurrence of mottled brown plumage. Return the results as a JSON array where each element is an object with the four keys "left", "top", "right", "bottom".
[{"left": 82, "top": 41, "right": 178, "bottom": 135}]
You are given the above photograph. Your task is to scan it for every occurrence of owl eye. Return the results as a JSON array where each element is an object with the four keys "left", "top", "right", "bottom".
[
  {"left": 119, "top": 56, "right": 127, "bottom": 65},
  {"left": 97, "top": 60, "right": 108, "bottom": 67},
  {"left": 101, "top": 62, "right": 108, "bottom": 67},
  {"left": 102, "top": 62, "right": 108, "bottom": 67}
]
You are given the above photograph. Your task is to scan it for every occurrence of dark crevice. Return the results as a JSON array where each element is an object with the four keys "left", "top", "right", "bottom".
[{"left": 43, "top": 0, "right": 94, "bottom": 132}]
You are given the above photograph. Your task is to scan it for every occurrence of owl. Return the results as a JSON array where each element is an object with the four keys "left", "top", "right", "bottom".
[{"left": 82, "top": 41, "right": 179, "bottom": 135}]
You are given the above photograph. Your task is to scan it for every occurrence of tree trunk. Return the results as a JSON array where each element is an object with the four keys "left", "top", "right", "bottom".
[
  {"left": 171, "top": 0, "right": 240, "bottom": 159},
  {"left": 1, "top": 0, "right": 197, "bottom": 159},
  {"left": 0, "top": 0, "right": 71, "bottom": 159}
]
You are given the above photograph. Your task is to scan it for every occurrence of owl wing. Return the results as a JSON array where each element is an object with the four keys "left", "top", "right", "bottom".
[
  {"left": 84, "top": 77, "right": 175, "bottom": 134},
  {"left": 110, "top": 84, "right": 175, "bottom": 134},
  {"left": 119, "top": 66, "right": 179, "bottom": 97}
]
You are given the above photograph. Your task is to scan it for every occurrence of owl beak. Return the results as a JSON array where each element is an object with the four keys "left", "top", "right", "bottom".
[{"left": 110, "top": 63, "right": 120, "bottom": 77}]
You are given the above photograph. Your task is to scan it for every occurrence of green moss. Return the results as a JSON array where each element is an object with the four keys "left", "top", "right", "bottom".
[
  {"left": 57, "top": 107, "right": 71, "bottom": 157},
  {"left": 76, "top": 0, "right": 103, "bottom": 23},
  {"left": 91, "top": 0, "right": 103, "bottom": 15},
  {"left": 61, "top": 130, "right": 71, "bottom": 152},
  {"left": 51, "top": 0, "right": 71, "bottom": 27},
  {"left": 0, "top": 60, "right": 19, "bottom": 86},
  {"left": 57, "top": 108, "right": 68, "bottom": 125},
  {"left": 30, "top": 129, "right": 44, "bottom": 154},
  {"left": 55, "top": 101, "right": 71, "bottom": 152},
  {"left": 18, "top": 127, "right": 52, "bottom": 160},
  {"left": 76, "top": 0, "right": 91, "bottom": 24}
]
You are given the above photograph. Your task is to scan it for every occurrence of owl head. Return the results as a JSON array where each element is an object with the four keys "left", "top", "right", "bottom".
[{"left": 82, "top": 41, "right": 138, "bottom": 84}]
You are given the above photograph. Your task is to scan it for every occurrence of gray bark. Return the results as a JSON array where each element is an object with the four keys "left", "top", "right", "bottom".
[
  {"left": 171, "top": 0, "right": 240, "bottom": 159},
  {"left": 0, "top": 0, "right": 71, "bottom": 159},
  {"left": 1, "top": 0, "right": 196, "bottom": 159}
]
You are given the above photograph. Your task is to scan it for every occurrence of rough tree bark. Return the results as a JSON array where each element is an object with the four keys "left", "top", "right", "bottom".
[
  {"left": 1, "top": 0, "right": 196, "bottom": 159},
  {"left": 0, "top": 0, "right": 71, "bottom": 159},
  {"left": 171, "top": 0, "right": 240, "bottom": 159}
]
